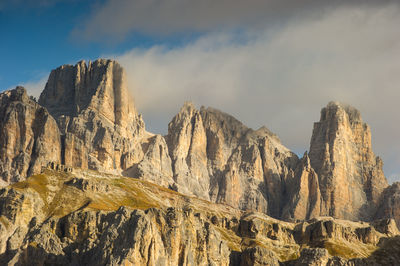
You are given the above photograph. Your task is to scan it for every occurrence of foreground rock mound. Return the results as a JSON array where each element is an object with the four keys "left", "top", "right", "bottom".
[{"left": 0, "top": 169, "right": 399, "bottom": 265}]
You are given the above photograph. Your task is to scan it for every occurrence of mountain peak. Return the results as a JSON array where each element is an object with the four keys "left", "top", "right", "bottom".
[
  {"left": 321, "top": 101, "right": 362, "bottom": 124},
  {"left": 309, "top": 101, "right": 388, "bottom": 220},
  {"left": 39, "top": 59, "right": 137, "bottom": 127}
]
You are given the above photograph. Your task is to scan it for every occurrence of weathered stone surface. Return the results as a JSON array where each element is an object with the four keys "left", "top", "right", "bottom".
[
  {"left": 39, "top": 59, "right": 146, "bottom": 173},
  {"left": 0, "top": 87, "right": 61, "bottom": 186},
  {"left": 308, "top": 102, "right": 388, "bottom": 221},
  {"left": 166, "top": 103, "right": 298, "bottom": 217},
  {"left": 375, "top": 182, "right": 400, "bottom": 228},
  {"left": 1, "top": 169, "right": 398, "bottom": 266},
  {"left": 166, "top": 102, "right": 210, "bottom": 199},
  {"left": 1, "top": 59, "right": 398, "bottom": 265},
  {"left": 282, "top": 152, "right": 321, "bottom": 221},
  {"left": 240, "top": 246, "right": 280, "bottom": 266},
  {"left": 123, "top": 134, "right": 174, "bottom": 188}
]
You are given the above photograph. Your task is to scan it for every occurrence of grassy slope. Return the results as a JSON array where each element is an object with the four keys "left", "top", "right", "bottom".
[{"left": 3, "top": 169, "right": 390, "bottom": 261}]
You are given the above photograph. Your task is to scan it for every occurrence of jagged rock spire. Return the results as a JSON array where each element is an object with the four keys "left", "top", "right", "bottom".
[
  {"left": 309, "top": 101, "right": 388, "bottom": 220},
  {"left": 0, "top": 87, "right": 61, "bottom": 185}
]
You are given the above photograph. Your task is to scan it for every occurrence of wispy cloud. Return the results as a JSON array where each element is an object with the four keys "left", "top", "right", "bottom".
[
  {"left": 22, "top": 76, "right": 47, "bottom": 99},
  {"left": 111, "top": 5, "right": 400, "bottom": 182},
  {"left": 74, "top": 0, "right": 400, "bottom": 41}
]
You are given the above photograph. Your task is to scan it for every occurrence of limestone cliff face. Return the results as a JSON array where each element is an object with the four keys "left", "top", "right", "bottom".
[
  {"left": 167, "top": 103, "right": 298, "bottom": 217},
  {"left": 2, "top": 59, "right": 400, "bottom": 265},
  {"left": 38, "top": 59, "right": 146, "bottom": 173},
  {"left": 0, "top": 87, "right": 61, "bottom": 186},
  {"left": 282, "top": 153, "right": 321, "bottom": 221},
  {"left": 308, "top": 102, "right": 388, "bottom": 221},
  {"left": 166, "top": 102, "right": 210, "bottom": 199}
]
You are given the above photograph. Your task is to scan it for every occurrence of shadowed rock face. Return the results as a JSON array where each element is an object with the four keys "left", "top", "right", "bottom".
[
  {"left": 282, "top": 153, "right": 321, "bottom": 221},
  {"left": 0, "top": 87, "right": 61, "bottom": 185},
  {"left": 308, "top": 102, "right": 388, "bottom": 221},
  {"left": 375, "top": 182, "right": 400, "bottom": 228}
]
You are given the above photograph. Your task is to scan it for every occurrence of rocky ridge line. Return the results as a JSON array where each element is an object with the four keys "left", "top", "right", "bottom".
[{"left": 0, "top": 59, "right": 397, "bottom": 227}]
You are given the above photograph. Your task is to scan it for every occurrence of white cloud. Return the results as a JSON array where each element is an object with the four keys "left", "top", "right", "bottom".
[
  {"left": 22, "top": 76, "right": 47, "bottom": 99},
  {"left": 111, "top": 5, "right": 400, "bottom": 182}
]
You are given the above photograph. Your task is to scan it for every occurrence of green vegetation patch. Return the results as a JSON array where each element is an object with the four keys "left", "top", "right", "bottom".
[
  {"left": 324, "top": 240, "right": 377, "bottom": 259},
  {"left": 215, "top": 227, "right": 242, "bottom": 252}
]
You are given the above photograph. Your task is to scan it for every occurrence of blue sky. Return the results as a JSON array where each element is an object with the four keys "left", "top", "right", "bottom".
[
  {"left": 1, "top": 0, "right": 400, "bottom": 182},
  {"left": 0, "top": 0, "right": 196, "bottom": 90},
  {"left": 1, "top": 1, "right": 96, "bottom": 88}
]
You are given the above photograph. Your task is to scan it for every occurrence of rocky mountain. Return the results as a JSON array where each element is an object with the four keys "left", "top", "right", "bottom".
[
  {"left": 308, "top": 102, "right": 388, "bottom": 221},
  {"left": 283, "top": 102, "right": 389, "bottom": 223},
  {"left": 166, "top": 102, "right": 298, "bottom": 217},
  {"left": 38, "top": 59, "right": 146, "bottom": 173},
  {"left": 0, "top": 59, "right": 399, "bottom": 265}
]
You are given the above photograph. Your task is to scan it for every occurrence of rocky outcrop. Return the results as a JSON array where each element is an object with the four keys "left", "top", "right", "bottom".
[
  {"left": 1, "top": 61, "right": 393, "bottom": 225},
  {"left": 38, "top": 59, "right": 146, "bottom": 173},
  {"left": 166, "top": 102, "right": 210, "bottom": 199},
  {"left": 308, "top": 102, "right": 388, "bottom": 221},
  {"left": 282, "top": 153, "right": 321, "bottom": 221},
  {"left": 123, "top": 134, "right": 174, "bottom": 188},
  {"left": 2, "top": 59, "right": 399, "bottom": 265},
  {"left": 375, "top": 182, "right": 400, "bottom": 228},
  {"left": 166, "top": 103, "right": 299, "bottom": 217},
  {"left": 0, "top": 169, "right": 398, "bottom": 265},
  {"left": 0, "top": 87, "right": 61, "bottom": 185}
]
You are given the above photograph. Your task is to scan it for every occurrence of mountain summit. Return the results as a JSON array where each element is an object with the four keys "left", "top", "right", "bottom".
[{"left": 0, "top": 59, "right": 399, "bottom": 265}]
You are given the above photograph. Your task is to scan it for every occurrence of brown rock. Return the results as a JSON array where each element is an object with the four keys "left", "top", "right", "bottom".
[{"left": 241, "top": 246, "right": 280, "bottom": 266}]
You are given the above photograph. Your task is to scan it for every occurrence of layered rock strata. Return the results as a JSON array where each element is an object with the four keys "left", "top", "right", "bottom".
[
  {"left": 0, "top": 87, "right": 61, "bottom": 185},
  {"left": 0, "top": 59, "right": 395, "bottom": 228},
  {"left": 38, "top": 59, "right": 146, "bottom": 173},
  {"left": 375, "top": 182, "right": 400, "bottom": 228},
  {"left": 0, "top": 169, "right": 398, "bottom": 265},
  {"left": 308, "top": 102, "right": 388, "bottom": 221},
  {"left": 166, "top": 102, "right": 299, "bottom": 217}
]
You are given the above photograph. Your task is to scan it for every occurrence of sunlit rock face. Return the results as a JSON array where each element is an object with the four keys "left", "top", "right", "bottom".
[
  {"left": 308, "top": 102, "right": 388, "bottom": 221},
  {"left": 1, "top": 169, "right": 399, "bottom": 265},
  {"left": 38, "top": 59, "right": 146, "bottom": 173},
  {"left": 166, "top": 102, "right": 299, "bottom": 216},
  {"left": 1, "top": 59, "right": 400, "bottom": 265},
  {"left": 0, "top": 87, "right": 61, "bottom": 186},
  {"left": 0, "top": 59, "right": 393, "bottom": 226}
]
